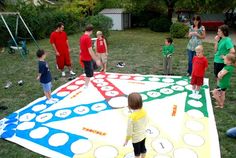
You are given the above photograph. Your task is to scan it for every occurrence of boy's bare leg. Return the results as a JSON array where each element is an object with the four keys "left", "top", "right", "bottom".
[
  {"left": 213, "top": 89, "right": 222, "bottom": 108},
  {"left": 219, "top": 91, "right": 226, "bottom": 108},
  {"left": 141, "top": 153, "right": 146, "bottom": 158},
  {"left": 103, "top": 63, "right": 107, "bottom": 72},
  {"left": 44, "top": 91, "right": 51, "bottom": 100}
]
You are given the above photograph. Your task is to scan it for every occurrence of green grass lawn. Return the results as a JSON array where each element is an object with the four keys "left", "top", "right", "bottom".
[{"left": 0, "top": 28, "right": 235, "bottom": 158}]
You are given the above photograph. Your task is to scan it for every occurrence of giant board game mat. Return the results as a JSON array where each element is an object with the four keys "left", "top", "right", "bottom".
[{"left": 0, "top": 72, "right": 220, "bottom": 158}]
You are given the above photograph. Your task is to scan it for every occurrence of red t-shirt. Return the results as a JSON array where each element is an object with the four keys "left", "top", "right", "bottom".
[
  {"left": 192, "top": 56, "right": 208, "bottom": 77},
  {"left": 96, "top": 38, "right": 106, "bottom": 53},
  {"left": 50, "top": 31, "right": 69, "bottom": 54},
  {"left": 80, "top": 34, "right": 92, "bottom": 61}
]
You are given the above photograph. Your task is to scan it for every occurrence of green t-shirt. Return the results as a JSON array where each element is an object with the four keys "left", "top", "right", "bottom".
[
  {"left": 162, "top": 44, "right": 175, "bottom": 56},
  {"left": 218, "top": 65, "right": 235, "bottom": 89},
  {"left": 214, "top": 37, "right": 234, "bottom": 63}
]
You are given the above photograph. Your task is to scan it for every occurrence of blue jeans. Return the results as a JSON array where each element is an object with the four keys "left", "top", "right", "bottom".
[
  {"left": 226, "top": 127, "right": 236, "bottom": 138},
  {"left": 187, "top": 49, "right": 196, "bottom": 74}
]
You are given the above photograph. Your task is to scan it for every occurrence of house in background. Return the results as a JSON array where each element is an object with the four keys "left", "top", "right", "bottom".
[{"left": 100, "top": 8, "right": 131, "bottom": 31}]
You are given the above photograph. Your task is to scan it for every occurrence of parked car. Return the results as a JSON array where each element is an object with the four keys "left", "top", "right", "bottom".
[{"left": 224, "top": 8, "right": 236, "bottom": 26}]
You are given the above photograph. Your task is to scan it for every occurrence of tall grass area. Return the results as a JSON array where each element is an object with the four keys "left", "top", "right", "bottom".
[{"left": 0, "top": 28, "right": 235, "bottom": 158}]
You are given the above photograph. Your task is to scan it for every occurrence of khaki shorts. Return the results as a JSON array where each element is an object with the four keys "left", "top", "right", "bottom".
[{"left": 97, "top": 53, "right": 107, "bottom": 64}]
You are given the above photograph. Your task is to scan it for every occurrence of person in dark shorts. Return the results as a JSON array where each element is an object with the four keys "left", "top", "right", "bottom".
[
  {"left": 79, "top": 25, "right": 101, "bottom": 88},
  {"left": 124, "top": 92, "right": 148, "bottom": 158},
  {"left": 213, "top": 25, "right": 235, "bottom": 80},
  {"left": 212, "top": 54, "right": 235, "bottom": 108}
]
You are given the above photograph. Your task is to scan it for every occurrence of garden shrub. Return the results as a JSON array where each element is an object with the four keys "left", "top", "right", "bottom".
[
  {"left": 0, "top": 1, "right": 83, "bottom": 46},
  {"left": 148, "top": 16, "right": 172, "bottom": 32},
  {"left": 170, "top": 22, "right": 189, "bottom": 38},
  {"left": 84, "top": 14, "right": 113, "bottom": 38}
]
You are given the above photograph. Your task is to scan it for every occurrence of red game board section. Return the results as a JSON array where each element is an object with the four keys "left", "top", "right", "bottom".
[
  {"left": 92, "top": 73, "right": 125, "bottom": 99},
  {"left": 56, "top": 76, "right": 85, "bottom": 94}
]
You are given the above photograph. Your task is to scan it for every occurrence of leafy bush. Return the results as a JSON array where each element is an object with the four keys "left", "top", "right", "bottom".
[
  {"left": 84, "top": 14, "right": 113, "bottom": 38},
  {"left": 170, "top": 22, "right": 189, "bottom": 38},
  {"left": 148, "top": 17, "right": 172, "bottom": 32},
  {"left": 0, "top": 1, "right": 83, "bottom": 46}
]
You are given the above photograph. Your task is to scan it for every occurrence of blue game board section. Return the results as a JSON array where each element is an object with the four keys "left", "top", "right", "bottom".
[{"left": 1, "top": 92, "right": 113, "bottom": 158}]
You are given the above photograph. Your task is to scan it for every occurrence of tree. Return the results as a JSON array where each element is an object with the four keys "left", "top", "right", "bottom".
[
  {"left": 163, "top": 0, "right": 178, "bottom": 19},
  {"left": 0, "top": 0, "right": 5, "bottom": 11}
]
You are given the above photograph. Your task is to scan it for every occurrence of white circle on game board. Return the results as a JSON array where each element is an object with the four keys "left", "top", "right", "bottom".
[
  {"left": 109, "top": 96, "right": 127, "bottom": 108},
  {"left": 147, "top": 91, "right": 161, "bottom": 98},
  {"left": 75, "top": 80, "right": 85, "bottom": 85},
  {"left": 17, "top": 122, "right": 35, "bottom": 130},
  {"left": 146, "top": 126, "right": 160, "bottom": 137},
  {"left": 171, "top": 85, "right": 184, "bottom": 91},
  {"left": 133, "top": 76, "right": 145, "bottom": 81},
  {"left": 48, "top": 133, "right": 69, "bottom": 147},
  {"left": 29, "top": 127, "right": 49, "bottom": 139},
  {"left": 19, "top": 113, "right": 36, "bottom": 122},
  {"left": 105, "top": 91, "right": 119, "bottom": 97},
  {"left": 152, "top": 138, "right": 173, "bottom": 154},
  {"left": 154, "top": 156, "right": 170, "bottom": 158},
  {"left": 32, "top": 104, "right": 47, "bottom": 112},
  {"left": 107, "top": 74, "right": 119, "bottom": 79},
  {"left": 67, "top": 85, "right": 79, "bottom": 90},
  {"left": 97, "top": 82, "right": 109, "bottom": 87},
  {"left": 57, "top": 91, "right": 70, "bottom": 97},
  {"left": 55, "top": 109, "right": 72, "bottom": 118},
  {"left": 95, "top": 74, "right": 106, "bottom": 79},
  {"left": 176, "top": 80, "right": 188, "bottom": 86},
  {"left": 184, "top": 134, "right": 205, "bottom": 147},
  {"left": 36, "top": 113, "right": 53, "bottom": 123},
  {"left": 160, "top": 88, "right": 174, "bottom": 95},
  {"left": 148, "top": 77, "right": 160, "bottom": 82},
  {"left": 74, "top": 106, "right": 90, "bottom": 115},
  {"left": 187, "top": 110, "right": 204, "bottom": 119},
  {"left": 120, "top": 75, "right": 131, "bottom": 79},
  {"left": 162, "top": 78, "right": 174, "bottom": 83},
  {"left": 94, "top": 146, "right": 118, "bottom": 158},
  {"left": 71, "top": 139, "right": 92, "bottom": 154},
  {"left": 173, "top": 148, "right": 197, "bottom": 158},
  {"left": 91, "top": 103, "right": 107, "bottom": 111},
  {"left": 188, "top": 100, "right": 203, "bottom": 108},
  {"left": 124, "top": 152, "right": 134, "bottom": 158},
  {"left": 140, "top": 94, "right": 148, "bottom": 100},
  {"left": 186, "top": 120, "right": 204, "bottom": 131},
  {"left": 93, "top": 79, "right": 104, "bottom": 83},
  {"left": 185, "top": 85, "right": 192, "bottom": 91},
  {"left": 101, "top": 86, "right": 114, "bottom": 91}
]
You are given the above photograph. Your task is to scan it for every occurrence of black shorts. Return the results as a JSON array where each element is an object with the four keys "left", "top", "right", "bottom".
[
  {"left": 214, "top": 62, "right": 225, "bottom": 77},
  {"left": 132, "top": 138, "right": 146, "bottom": 156},
  {"left": 217, "top": 86, "right": 227, "bottom": 91},
  {"left": 83, "top": 60, "right": 93, "bottom": 77}
]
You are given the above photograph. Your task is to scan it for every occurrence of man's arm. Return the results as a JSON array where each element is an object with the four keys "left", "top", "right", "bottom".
[{"left": 51, "top": 43, "right": 60, "bottom": 56}]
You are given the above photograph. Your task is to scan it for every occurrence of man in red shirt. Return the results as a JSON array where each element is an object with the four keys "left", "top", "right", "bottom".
[
  {"left": 50, "top": 22, "right": 75, "bottom": 77},
  {"left": 80, "top": 25, "right": 100, "bottom": 88},
  {"left": 190, "top": 45, "right": 208, "bottom": 98}
]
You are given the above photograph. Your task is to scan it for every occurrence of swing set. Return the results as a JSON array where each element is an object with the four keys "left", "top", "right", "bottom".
[{"left": 0, "top": 12, "right": 40, "bottom": 58}]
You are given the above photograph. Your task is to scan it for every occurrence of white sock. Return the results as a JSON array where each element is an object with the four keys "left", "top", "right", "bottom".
[
  {"left": 195, "top": 91, "right": 199, "bottom": 95},
  {"left": 192, "top": 90, "right": 195, "bottom": 94}
]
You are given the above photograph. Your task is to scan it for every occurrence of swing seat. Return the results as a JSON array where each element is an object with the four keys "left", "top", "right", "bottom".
[{"left": 8, "top": 38, "right": 29, "bottom": 55}]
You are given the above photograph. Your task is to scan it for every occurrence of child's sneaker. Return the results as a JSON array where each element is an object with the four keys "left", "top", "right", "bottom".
[
  {"left": 46, "top": 98, "right": 58, "bottom": 104},
  {"left": 70, "top": 70, "right": 76, "bottom": 75},
  {"left": 62, "top": 71, "right": 66, "bottom": 77},
  {"left": 4, "top": 81, "right": 12, "bottom": 89}
]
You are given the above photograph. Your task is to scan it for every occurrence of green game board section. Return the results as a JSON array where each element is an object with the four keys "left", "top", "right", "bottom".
[{"left": 139, "top": 76, "right": 209, "bottom": 117}]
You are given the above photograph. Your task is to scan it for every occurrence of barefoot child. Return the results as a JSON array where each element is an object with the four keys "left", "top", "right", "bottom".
[
  {"left": 190, "top": 45, "right": 208, "bottom": 97},
  {"left": 95, "top": 31, "right": 108, "bottom": 72},
  {"left": 212, "top": 54, "right": 235, "bottom": 108},
  {"left": 124, "top": 92, "right": 148, "bottom": 158}
]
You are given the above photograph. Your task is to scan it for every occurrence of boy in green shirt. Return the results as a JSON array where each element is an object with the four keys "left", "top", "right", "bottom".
[
  {"left": 212, "top": 54, "right": 236, "bottom": 108},
  {"left": 161, "top": 38, "right": 175, "bottom": 75}
]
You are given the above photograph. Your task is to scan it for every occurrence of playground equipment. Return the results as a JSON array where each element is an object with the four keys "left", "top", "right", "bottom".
[{"left": 0, "top": 12, "right": 40, "bottom": 58}]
